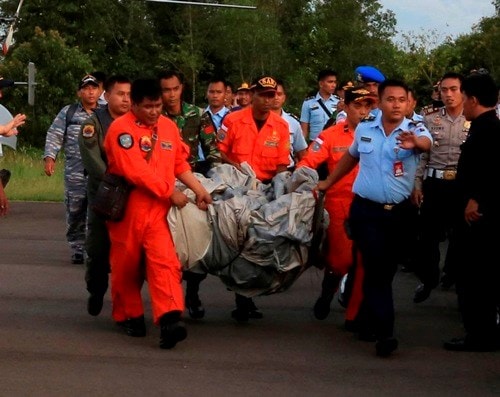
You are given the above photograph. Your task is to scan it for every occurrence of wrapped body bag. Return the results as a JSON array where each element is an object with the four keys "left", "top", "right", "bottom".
[{"left": 91, "top": 173, "right": 131, "bottom": 221}]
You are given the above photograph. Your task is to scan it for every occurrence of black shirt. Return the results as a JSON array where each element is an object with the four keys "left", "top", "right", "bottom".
[{"left": 456, "top": 109, "right": 499, "bottom": 219}]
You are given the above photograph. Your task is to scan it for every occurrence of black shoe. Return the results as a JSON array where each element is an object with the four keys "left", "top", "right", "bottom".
[
  {"left": 313, "top": 295, "right": 332, "bottom": 320},
  {"left": 344, "top": 319, "right": 360, "bottom": 333},
  {"left": 248, "top": 308, "right": 264, "bottom": 319},
  {"left": 375, "top": 337, "right": 398, "bottom": 357},
  {"left": 413, "top": 283, "right": 432, "bottom": 303},
  {"left": 440, "top": 274, "right": 455, "bottom": 290},
  {"left": 117, "top": 315, "right": 146, "bottom": 337},
  {"left": 185, "top": 295, "right": 205, "bottom": 319},
  {"left": 358, "top": 330, "right": 376, "bottom": 342},
  {"left": 443, "top": 337, "right": 499, "bottom": 352},
  {"left": 87, "top": 293, "right": 104, "bottom": 316},
  {"left": 160, "top": 320, "right": 187, "bottom": 349},
  {"left": 71, "top": 252, "right": 84, "bottom": 265},
  {"left": 231, "top": 307, "right": 249, "bottom": 323},
  {"left": 248, "top": 299, "right": 263, "bottom": 319}
]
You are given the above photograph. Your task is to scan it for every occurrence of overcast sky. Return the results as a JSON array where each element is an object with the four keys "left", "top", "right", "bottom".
[{"left": 379, "top": 0, "right": 496, "bottom": 43}]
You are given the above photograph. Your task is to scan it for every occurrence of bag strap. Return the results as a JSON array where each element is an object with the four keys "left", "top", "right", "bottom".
[
  {"left": 145, "top": 126, "right": 158, "bottom": 162},
  {"left": 64, "top": 103, "right": 79, "bottom": 137},
  {"left": 317, "top": 98, "right": 332, "bottom": 118}
]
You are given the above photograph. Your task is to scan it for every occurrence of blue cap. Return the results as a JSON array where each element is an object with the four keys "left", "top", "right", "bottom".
[{"left": 355, "top": 66, "right": 385, "bottom": 84}]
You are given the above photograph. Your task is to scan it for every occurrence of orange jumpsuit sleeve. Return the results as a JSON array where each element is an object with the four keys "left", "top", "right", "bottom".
[{"left": 297, "top": 127, "right": 334, "bottom": 169}]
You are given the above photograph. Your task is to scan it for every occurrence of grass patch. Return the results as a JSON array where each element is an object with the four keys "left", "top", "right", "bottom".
[{"left": 0, "top": 146, "right": 64, "bottom": 202}]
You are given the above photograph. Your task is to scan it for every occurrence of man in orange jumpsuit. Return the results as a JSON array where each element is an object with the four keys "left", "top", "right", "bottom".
[
  {"left": 104, "top": 78, "right": 212, "bottom": 349},
  {"left": 298, "top": 85, "right": 376, "bottom": 324},
  {"left": 217, "top": 75, "right": 290, "bottom": 321}
]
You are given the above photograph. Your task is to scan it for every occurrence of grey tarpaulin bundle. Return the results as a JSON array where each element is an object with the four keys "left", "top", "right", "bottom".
[{"left": 167, "top": 163, "right": 328, "bottom": 297}]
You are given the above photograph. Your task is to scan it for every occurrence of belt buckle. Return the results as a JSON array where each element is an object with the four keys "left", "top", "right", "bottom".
[
  {"left": 443, "top": 170, "right": 456, "bottom": 180},
  {"left": 383, "top": 204, "right": 394, "bottom": 210}
]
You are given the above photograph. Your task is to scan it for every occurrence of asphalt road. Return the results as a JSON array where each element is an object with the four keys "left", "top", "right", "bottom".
[{"left": 0, "top": 201, "right": 498, "bottom": 397}]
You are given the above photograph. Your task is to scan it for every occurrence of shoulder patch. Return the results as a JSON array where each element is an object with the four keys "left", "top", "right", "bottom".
[
  {"left": 118, "top": 133, "right": 134, "bottom": 149},
  {"left": 82, "top": 124, "right": 95, "bottom": 139},
  {"left": 216, "top": 127, "right": 226, "bottom": 142}
]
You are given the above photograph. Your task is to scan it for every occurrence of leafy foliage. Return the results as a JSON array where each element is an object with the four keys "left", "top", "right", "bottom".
[{"left": 0, "top": 0, "right": 497, "bottom": 147}]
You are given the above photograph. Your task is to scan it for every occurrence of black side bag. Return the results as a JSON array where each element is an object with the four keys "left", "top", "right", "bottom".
[{"left": 91, "top": 173, "right": 131, "bottom": 221}]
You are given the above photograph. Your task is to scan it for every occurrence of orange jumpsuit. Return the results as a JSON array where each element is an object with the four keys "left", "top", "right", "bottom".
[
  {"left": 298, "top": 122, "right": 357, "bottom": 276},
  {"left": 217, "top": 107, "right": 290, "bottom": 182},
  {"left": 298, "top": 121, "right": 363, "bottom": 322},
  {"left": 104, "top": 112, "right": 191, "bottom": 325}
]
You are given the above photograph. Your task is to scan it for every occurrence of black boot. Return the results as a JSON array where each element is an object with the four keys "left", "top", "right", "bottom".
[
  {"left": 313, "top": 270, "right": 341, "bottom": 320},
  {"left": 160, "top": 311, "right": 187, "bottom": 349},
  {"left": 117, "top": 315, "right": 146, "bottom": 337},
  {"left": 184, "top": 271, "right": 206, "bottom": 319},
  {"left": 248, "top": 298, "right": 263, "bottom": 319},
  {"left": 231, "top": 293, "right": 250, "bottom": 323}
]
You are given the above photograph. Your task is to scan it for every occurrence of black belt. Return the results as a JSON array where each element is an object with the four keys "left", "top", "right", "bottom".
[{"left": 354, "top": 195, "right": 409, "bottom": 211}]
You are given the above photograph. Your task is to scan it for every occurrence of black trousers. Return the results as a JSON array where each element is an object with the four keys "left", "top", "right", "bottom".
[
  {"left": 85, "top": 207, "right": 110, "bottom": 297},
  {"left": 454, "top": 217, "right": 499, "bottom": 343},
  {"left": 349, "top": 195, "right": 416, "bottom": 340},
  {"left": 414, "top": 177, "right": 461, "bottom": 287}
]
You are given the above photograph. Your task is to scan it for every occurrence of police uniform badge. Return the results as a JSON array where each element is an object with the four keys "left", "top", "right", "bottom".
[
  {"left": 118, "top": 133, "right": 133, "bottom": 149},
  {"left": 82, "top": 124, "right": 95, "bottom": 139},
  {"left": 139, "top": 136, "right": 152, "bottom": 152}
]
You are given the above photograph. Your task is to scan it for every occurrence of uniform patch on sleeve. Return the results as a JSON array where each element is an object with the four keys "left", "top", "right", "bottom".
[
  {"left": 311, "top": 141, "right": 321, "bottom": 152},
  {"left": 118, "top": 133, "right": 134, "bottom": 149},
  {"left": 216, "top": 129, "right": 226, "bottom": 142},
  {"left": 82, "top": 125, "right": 95, "bottom": 139}
]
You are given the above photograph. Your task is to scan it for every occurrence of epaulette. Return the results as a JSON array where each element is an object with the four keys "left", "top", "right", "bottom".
[
  {"left": 304, "top": 96, "right": 315, "bottom": 101},
  {"left": 360, "top": 115, "right": 376, "bottom": 123},
  {"left": 287, "top": 111, "right": 300, "bottom": 122},
  {"left": 408, "top": 119, "right": 424, "bottom": 128},
  {"left": 421, "top": 104, "right": 440, "bottom": 116}
]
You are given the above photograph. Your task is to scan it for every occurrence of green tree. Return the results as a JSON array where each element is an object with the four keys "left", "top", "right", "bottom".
[{"left": 0, "top": 27, "right": 93, "bottom": 147}]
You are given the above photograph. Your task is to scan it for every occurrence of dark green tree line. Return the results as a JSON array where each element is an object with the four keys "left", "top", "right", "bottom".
[{"left": 0, "top": 0, "right": 498, "bottom": 148}]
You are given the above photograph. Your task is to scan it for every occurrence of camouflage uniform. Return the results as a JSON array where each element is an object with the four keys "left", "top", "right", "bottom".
[
  {"left": 165, "top": 102, "right": 221, "bottom": 176},
  {"left": 78, "top": 107, "right": 113, "bottom": 299},
  {"left": 165, "top": 101, "right": 222, "bottom": 318},
  {"left": 44, "top": 103, "right": 94, "bottom": 258}
]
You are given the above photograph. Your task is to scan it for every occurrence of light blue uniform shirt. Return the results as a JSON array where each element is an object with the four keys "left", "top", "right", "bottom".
[
  {"left": 349, "top": 113, "right": 432, "bottom": 204},
  {"left": 409, "top": 111, "right": 424, "bottom": 122},
  {"left": 200, "top": 106, "right": 230, "bottom": 160},
  {"left": 282, "top": 110, "right": 307, "bottom": 167},
  {"left": 300, "top": 93, "right": 339, "bottom": 141}
]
